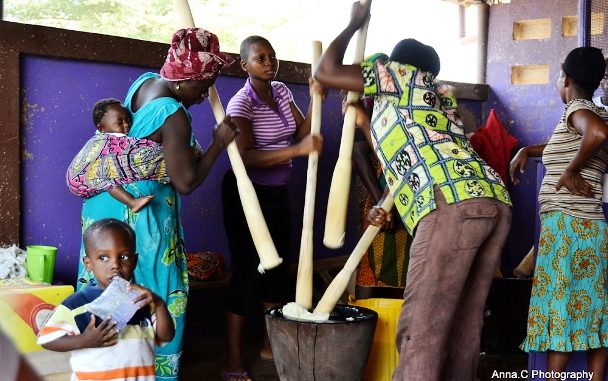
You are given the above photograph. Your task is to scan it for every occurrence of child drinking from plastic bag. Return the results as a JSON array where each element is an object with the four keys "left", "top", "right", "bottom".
[{"left": 37, "top": 218, "right": 174, "bottom": 380}]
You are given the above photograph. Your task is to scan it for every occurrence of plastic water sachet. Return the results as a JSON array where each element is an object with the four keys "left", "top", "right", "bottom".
[{"left": 85, "top": 277, "right": 143, "bottom": 333}]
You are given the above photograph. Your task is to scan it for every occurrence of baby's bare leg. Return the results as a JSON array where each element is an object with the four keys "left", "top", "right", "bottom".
[{"left": 108, "top": 187, "right": 154, "bottom": 213}]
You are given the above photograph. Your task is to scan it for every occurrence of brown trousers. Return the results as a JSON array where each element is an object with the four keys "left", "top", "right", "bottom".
[{"left": 392, "top": 188, "right": 512, "bottom": 381}]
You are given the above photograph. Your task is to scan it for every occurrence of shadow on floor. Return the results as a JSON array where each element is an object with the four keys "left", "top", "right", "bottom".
[
  {"left": 181, "top": 282, "right": 280, "bottom": 381},
  {"left": 182, "top": 334, "right": 279, "bottom": 381}
]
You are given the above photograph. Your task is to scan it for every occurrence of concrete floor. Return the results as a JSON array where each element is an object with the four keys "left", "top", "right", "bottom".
[
  {"left": 25, "top": 279, "right": 530, "bottom": 381},
  {"left": 181, "top": 334, "right": 280, "bottom": 381},
  {"left": 181, "top": 275, "right": 533, "bottom": 380},
  {"left": 180, "top": 284, "right": 530, "bottom": 381},
  {"left": 26, "top": 301, "right": 529, "bottom": 381},
  {"left": 180, "top": 330, "right": 529, "bottom": 381},
  {"left": 27, "top": 339, "right": 528, "bottom": 381},
  {"left": 26, "top": 275, "right": 531, "bottom": 381}
]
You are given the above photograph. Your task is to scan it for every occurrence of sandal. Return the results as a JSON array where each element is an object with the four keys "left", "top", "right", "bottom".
[{"left": 220, "top": 370, "right": 252, "bottom": 381}]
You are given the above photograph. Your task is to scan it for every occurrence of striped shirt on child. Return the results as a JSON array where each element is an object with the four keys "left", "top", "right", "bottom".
[{"left": 38, "top": 286, "right": 162, "bottom": 381}]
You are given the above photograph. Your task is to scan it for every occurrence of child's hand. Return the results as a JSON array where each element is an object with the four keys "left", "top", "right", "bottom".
[
  {"left": 296, "top": 134, "right": 323, "bottom": 156},
  {"left": 129, "top": 284, "right": 175, "bottom": 344},
  {"left": 128, "top": 283, "right": 164, "bottom": 310},
  {"left": 556, "top": 169, "right": 594, "bottom": 197},
  {"left": 80, "top": 315, "right": 118, "bottom": 348}
]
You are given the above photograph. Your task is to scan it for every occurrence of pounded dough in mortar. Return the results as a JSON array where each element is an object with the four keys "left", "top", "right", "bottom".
[{"left": 282, "top": 302, "right": 329, "bottom": 322}]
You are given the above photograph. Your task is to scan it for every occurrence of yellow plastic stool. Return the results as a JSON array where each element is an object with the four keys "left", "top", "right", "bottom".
[{"left": 349, "top": 297, "right": 402, "bottom": 381}]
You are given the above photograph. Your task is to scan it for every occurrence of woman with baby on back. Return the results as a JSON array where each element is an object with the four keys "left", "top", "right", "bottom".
[{"left": 70, "top": 27, "right": 238, "bottom": 380}]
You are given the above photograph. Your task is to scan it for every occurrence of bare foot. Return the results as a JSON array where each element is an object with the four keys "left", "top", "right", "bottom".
[
  {"left": 129, "top": 195, "right": 155, "bottom": 213},
  {"left": 259, "top": 348, "right": 273, "bottom": 361}
]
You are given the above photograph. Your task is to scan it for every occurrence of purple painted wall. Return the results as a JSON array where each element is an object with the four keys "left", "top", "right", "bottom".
[
  {"left": 485, "top": 0, "right": 578, "bottom": 270},
  {"left": 20, "top": 55, "right": 360, "bottom": 285}
]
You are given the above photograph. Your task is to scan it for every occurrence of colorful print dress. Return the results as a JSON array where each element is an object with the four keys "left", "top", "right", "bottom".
[
  {"left": 356, "top": 153, "right": 410, "bottom": 290},
  {"left": 76, "top": 72, "right": 190, "bottom": 380},
  {"left": 521, "top": 99, "right": 608, "bottom": 352}
]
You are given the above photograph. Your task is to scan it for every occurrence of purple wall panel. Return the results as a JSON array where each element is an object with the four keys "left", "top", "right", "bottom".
[
  {"left": 486, "top": 0, "right": 578, "bottom": 270},
  {"left": 20, "top": 55, "right": 359, "bottom": 285}
]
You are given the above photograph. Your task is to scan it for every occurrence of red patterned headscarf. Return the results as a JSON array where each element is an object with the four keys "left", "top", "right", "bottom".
[{"left": 160, "top": 28, "right": 234, "bottom": 82}]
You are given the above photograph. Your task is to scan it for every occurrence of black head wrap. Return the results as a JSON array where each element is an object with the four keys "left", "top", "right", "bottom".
[
  {"left": 389, "top": 39, "right": 440, "bottom": 76},
  {"left": 562, "top": 47, "right": 605, "bottom": 92}
]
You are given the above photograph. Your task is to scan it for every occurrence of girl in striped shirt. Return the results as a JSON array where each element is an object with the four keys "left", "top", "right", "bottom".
[{"left": 221, "top": 36, "right": 324, "bottom": 381}]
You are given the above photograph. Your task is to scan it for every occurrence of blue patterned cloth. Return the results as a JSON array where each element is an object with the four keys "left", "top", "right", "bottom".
[
  {"left": 77, "top": 72, "right": 190, "bottom": 380},
  {"left": 521, "top": 210, "right": 608, "bottom": 352}
]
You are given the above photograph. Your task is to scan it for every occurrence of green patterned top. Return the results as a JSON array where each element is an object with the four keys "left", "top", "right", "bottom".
[{"left": 361, "top": 59, "right": 511, "bottom": 234}]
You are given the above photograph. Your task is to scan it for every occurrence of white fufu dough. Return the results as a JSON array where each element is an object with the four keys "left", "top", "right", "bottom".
[{"left": 281, "top": 302, "right": 330, "bottom": 322}]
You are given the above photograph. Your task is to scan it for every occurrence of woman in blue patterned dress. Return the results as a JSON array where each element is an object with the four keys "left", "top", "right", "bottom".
[
  {"left": 75, "top": 28, "right": 237, "bottom": 380},
  {"left": 513, "top": 47, "right": 608, "bottom": 379}
]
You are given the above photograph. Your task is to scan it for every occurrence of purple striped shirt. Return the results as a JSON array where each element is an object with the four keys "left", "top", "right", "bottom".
[{"left": 226, "top": 79, "right": 297, "bottom": 186}]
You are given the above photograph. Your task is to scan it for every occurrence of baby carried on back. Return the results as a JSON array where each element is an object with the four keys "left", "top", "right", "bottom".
[
  {"left": 67, "top": 130, "right": 169, "bottom": 198},
  {"left": 66, "top": 98, "right": 200, "bottom": 206}
]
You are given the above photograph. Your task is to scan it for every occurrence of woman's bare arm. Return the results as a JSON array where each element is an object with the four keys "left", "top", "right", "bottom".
[
  {"left": 231, "top": 116, "right": 320, "bottom": 169},
  {"left": 509, "top": 144, "right": 547, "bottom": 185},
  {"left": 556, "top": 109, "right": 608, "bottom": 196},
  {"left": 159, "top": 109, "right": 235, "bottom": 194},
  {"left": 314, "top": 2, "right": 370, "bottom": 92}
]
